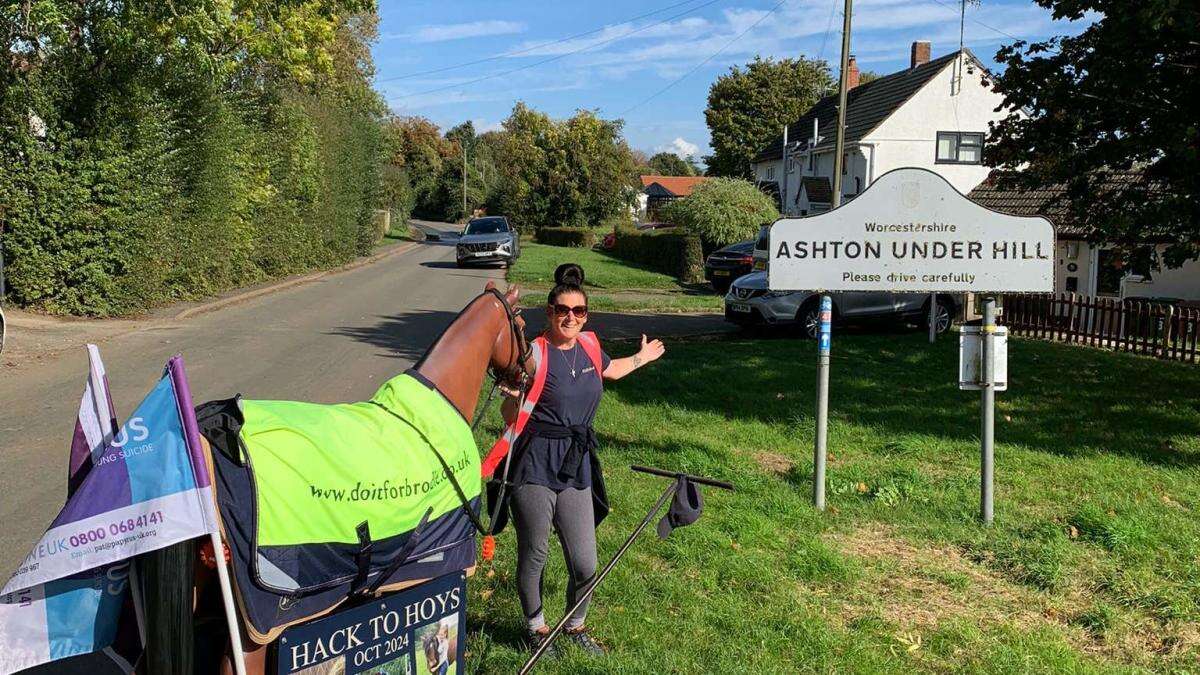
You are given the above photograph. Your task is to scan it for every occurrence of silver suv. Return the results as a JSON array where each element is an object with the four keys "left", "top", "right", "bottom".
[
  {"left": 725, "top": 271, "right": 957, "bottom": 338},
  {"left": 456, "top": 216, "right": 520, "bottom": 267}
]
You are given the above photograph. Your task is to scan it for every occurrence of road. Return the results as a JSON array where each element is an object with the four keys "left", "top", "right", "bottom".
[
  {"left": 0, "top": 220, "right": 730, "bottom": 577},
  {"left": 0, "top": 221, "right": 503, "bottom": 575}
]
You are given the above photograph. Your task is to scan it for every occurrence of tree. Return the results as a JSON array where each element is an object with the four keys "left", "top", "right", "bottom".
[
  {"left": 662, "top": 178, "right": 778, "bottom": 247},
  {"left": 987, "top": 0, "right": 1200, "bottom": 266},
  {"left": 647, "top": 152, "right": 697, "bottom": 176},
  {"left": 704, "top": 56, "right": 832, "bottom": 178},
  {"left": 488, "top": 103, "right": 636, "bottom": 231}
]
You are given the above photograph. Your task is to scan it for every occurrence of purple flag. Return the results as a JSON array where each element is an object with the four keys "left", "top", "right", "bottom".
[{"left": 2, "top": 356, "right": 218, "bottom": 666}]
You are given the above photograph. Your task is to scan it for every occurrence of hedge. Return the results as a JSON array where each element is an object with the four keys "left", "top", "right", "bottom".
[
  {"left": 0, "top": 84, "right": 387, "bottom": 316},
  {"left": 535, "top": 227, "right": 599, "bottom": 248},
  {"left": 609, "top": 229, "right": 705, "bottom": 283}
]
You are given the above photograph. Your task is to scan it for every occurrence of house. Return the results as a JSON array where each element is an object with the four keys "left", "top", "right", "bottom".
[
  {"left": 638, "top": 175, "right": 710, "bottom": 221},
  {"left": 751, "top": 41, "right": 1008, "bottom": 214},
  {"left": 969, "top": 172, "right": 1200, "bottom": 303}
]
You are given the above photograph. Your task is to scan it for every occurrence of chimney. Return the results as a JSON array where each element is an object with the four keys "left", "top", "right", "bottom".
[
  {"left": 847, "top": 55, "right": 860, "bottom": 90},
  {"left": 911, "top": 41, "right": 931, "bottom": 68}
]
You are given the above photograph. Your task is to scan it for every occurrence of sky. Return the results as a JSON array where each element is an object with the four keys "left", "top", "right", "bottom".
[{"left": 372, "top": 0, "right": 1093, "bottom": 163}]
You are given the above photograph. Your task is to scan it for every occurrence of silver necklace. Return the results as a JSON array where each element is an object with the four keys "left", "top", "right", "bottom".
[{"left": 557, "top": 343, "right": 580, "bottom": 378}]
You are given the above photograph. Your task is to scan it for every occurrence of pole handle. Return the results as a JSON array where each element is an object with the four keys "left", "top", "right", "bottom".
[{"left": 629, "top": 465, "right": 735, "bottom": 491}]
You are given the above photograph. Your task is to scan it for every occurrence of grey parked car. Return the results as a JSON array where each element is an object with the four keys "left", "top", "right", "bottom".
[
  {"left": 456, "top": 216, "right": 520, "bottom": 267},
  {"left": 724, "top": 271, "right": 958, "bottom": 338}
]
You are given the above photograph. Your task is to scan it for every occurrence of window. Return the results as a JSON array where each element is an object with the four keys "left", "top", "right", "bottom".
[
  {"left": 935, "top": 132, "right": 984, "bottom": 164},
  {"left": 767, "top": 166, "right": 776, "bottom": 180}
]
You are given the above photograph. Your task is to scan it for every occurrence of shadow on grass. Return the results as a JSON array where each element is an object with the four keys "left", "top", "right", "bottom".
[{"left": 607, "top": 332, "right": 1200, "bottom": 468}]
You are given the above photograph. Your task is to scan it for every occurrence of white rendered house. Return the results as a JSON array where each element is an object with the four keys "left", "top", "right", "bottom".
[{"left": 752, "top": 42, "right": 1008, "bottom": 215}]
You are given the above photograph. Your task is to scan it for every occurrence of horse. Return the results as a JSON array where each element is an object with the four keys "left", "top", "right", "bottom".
[
  {"left": 421, "top": 626, "right": 458, "bottom": 674},
  {"left": 137, "top": 282, "right": 531, "bottom": 675}
]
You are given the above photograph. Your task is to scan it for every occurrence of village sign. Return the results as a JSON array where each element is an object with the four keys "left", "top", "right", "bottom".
[
  {"left": 767, "top": 167, "right": 1054, "bottom": 294},
  {"left": 765, "top": 167, "right": 1054, "bottom": 524}
]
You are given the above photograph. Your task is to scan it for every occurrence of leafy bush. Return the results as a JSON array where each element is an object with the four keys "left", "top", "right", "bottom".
[
  {"left": 662, "top": 177, "right": 779, "bottom": 247},
  {"left": 609, "top": 229, "right": 704, "bottom": 282},
  {"left": 0, "top": 17, "right": 387, "bottom": 316},
  {"left": 535, "top": 227, "right": 599, "bottom": 248}
]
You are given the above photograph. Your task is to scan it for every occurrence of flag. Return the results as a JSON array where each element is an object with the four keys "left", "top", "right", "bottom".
[
  {"left": 68, "top": 345, "right": 118, "bottom": 496},
  {"left": 1, "top": 355, "right": 215, "bottom": 674}
]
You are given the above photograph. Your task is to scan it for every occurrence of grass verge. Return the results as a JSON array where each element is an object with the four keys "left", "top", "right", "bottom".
[
  {"left": 509, "top": 243, "right": 723, "bottom": 314},
  {"left": 468, "top": 332, "right": 1200, "bottom": 672}
]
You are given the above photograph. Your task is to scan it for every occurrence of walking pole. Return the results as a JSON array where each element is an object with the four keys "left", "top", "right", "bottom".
[{"left": 519, "top": 466, "right": 734, "bottom": 675}]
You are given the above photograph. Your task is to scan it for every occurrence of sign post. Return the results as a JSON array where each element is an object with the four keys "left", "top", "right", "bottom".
[
  {"left": 768, "top": 167, "right": 1053, "bottom": 521},
  {"left": 813, "top": 295, "right": 832, "bottom": 511},
  {"left": 980, "top": 297, "right": 997, "bottom": 523}
]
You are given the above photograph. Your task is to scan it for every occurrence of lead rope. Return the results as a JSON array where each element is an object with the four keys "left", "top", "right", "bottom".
[{"left": 481, "top": 381, "right": 527, "bottom": 562}]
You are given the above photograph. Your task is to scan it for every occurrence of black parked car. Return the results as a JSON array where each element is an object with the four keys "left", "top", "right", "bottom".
[
  {"left": 704, "top": 240, "right": 756, "bottom": 293},
  {"left": 456, "top": 216, "right": 520, "bottom": 267}
]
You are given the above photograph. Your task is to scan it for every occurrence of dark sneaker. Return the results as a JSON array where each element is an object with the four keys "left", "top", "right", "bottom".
[
  {"left": 527, "top": 630, "right": 560, "bottom": 658},
  {"left": 565, "top": 627, "right": 607, "bottom": 656}
]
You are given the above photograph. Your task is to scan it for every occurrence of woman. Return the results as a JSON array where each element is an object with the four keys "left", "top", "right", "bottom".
[{"left": 499, "top": 263, "right": 665, "bottom": 656}]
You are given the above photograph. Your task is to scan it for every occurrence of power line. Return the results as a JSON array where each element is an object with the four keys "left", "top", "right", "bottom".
[
  {"left": 816, "top": 0, "right": 840, "bottom": 64},
  {"left": 378, "top": 0, "right": 712, "bottom": 84},
  {"left": 925, "top": 0, "right": 1058, "bottom": 53},
  {"left": 620, "top": 0, "right": 789, "bottom": 117},
  {"left": 388, "top": 0, "right": 726, "bottom": 102}
]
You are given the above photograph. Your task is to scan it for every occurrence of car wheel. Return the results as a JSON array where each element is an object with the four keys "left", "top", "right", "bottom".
[
  {"left": 926, "top": 299, "right": 953, "bottom": 334},
  {"left": 799, "top": 302, "right": 822, "bottom": 340}
]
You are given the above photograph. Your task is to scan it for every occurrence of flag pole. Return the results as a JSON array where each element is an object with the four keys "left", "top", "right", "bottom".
[
  {"left": 210, "top": 530, "right": 247, "bottom": 675},
  {"left": 168, "top": 356, "right": 247, "bottom": 675}
]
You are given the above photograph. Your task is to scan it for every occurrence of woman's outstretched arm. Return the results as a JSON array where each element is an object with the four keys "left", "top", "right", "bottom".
[{"left": 603, "top": 334, "right": 665, "bottom": 380}]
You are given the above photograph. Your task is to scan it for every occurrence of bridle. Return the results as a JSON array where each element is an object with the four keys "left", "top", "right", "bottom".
[
  {"left": 484, "top": 287, "right": 532, "bottom": 392},
  {"left": 470, "top": 288, "right": 532, "bottom": 431}
]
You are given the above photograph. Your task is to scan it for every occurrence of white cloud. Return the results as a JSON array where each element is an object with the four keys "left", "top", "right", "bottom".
[
  {"left": 656, "top": 137, "right": 700, "bottom": 159},
  {"left": 472, "top": 118, "right": 505, "bottom": 134},
  {"left": 395, "top": 20, "right": 526, "bottom": 44}
]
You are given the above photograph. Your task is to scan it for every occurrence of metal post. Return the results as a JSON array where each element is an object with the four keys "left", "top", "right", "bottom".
[
  {"left": 814, "top": 295, "right": 832, "bottom": 510},
  {"left": 462, "top": 141, "right": 468, "bottom": 218},
  {"left": 980, "top": 296, "right": 996, "bottom": 524},
  {"left": 814, "top": 0, "right": 850, "bottom": 513},
  {"left": 929, "top": 293, "right": 937, "bottom": 343}
]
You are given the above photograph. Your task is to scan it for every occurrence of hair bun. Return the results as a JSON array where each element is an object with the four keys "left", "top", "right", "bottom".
[{"left": 554, "top": 263, "right": 585, "bottom": 287}]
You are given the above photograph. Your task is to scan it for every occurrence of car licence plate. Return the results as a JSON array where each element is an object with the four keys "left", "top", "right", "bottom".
[
  {"left": 713, "top": 269, "right": 730, "bottom": 277},
  {"left": 473, "top": 250, "right": 494, "bottom": 257},
  {"left": 730, "top": 303, "right": 751, "bottom": 313}
]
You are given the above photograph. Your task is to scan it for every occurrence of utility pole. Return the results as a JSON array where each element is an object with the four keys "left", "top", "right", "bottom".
[
  {"left": 780, "top": 125, "right": 790, "bottom": 216},
  {"left": 462, "top": 140, "right": 468, "bottom": 219},
  {"left": 813, "top": 0, "right": 852, "bottom": 512}
]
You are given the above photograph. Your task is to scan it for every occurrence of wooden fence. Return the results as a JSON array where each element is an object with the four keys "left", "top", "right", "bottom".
[{"left": 1001, "top": 293, "right": 1200, "bottom": 364}]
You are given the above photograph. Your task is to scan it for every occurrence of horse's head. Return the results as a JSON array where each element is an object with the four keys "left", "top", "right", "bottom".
[
  {"left": 483, "top": 281, "right": 533, "bottom": 392},
  {"left": 422, "top": 633, "right": 440, "bottom": 670}
]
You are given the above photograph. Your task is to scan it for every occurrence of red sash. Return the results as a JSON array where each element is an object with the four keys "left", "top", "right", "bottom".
[{"left": 480, "top": 331, "right": 603, "bottom": 477}]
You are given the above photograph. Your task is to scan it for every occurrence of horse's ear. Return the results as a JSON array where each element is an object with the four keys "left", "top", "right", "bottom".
[
  {"left": 484, "top": 280, "right": 498, "bottom": 292},
  {"left": 505, "top": 284, "right": 520, "bottom": 306}
]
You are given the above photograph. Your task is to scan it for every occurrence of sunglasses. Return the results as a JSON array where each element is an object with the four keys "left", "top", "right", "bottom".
[{"left": 551, "top": 303, "right": 588, "bottom": 318}]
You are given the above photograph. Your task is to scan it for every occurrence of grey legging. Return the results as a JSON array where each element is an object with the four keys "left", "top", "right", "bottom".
[{"left": 510, "top": 483, "right": 597, "bottom": 632}]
